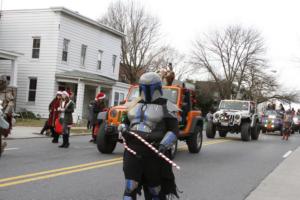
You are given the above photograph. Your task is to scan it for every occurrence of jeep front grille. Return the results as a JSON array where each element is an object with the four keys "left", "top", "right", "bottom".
[{"left": 219, "top": 114, "right": 235, "bottom": 125}]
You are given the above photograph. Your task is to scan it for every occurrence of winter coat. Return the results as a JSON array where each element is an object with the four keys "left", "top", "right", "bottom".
[
  {"left": 91, "top": 101, "right": 106, "bottom": 125},
  {"left": 61, "top": 100, "right": 75, "bottom": 125},
  {"left": 48, "top": 98, "right": 61, "bottom": 127}
]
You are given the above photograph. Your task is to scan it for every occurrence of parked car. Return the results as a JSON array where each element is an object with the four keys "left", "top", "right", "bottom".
[{"left": 260, "top": 110, "right": 283, "bottom": 134}]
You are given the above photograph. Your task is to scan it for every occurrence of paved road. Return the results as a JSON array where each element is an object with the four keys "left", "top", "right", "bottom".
[{"left": 0, "top": 133, "right": 299, "bottom": 200}]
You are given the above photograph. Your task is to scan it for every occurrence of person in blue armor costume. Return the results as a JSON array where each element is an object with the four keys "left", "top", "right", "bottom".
[{"left": 119, "top": 72, "right": 180, "bottom": 200}]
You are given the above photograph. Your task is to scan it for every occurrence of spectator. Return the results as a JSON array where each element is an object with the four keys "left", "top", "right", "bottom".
[
  {"left": 90, "top": 92, "right": 106, "bottom": 143},
  {"left": 48, "top": 91, "right": 62, "bottom": 143},
  {"left": 282, "top": 109, "right": 293, "bottom": 141},
  {"left": 58, "top": 91, "right": 75, "bottom": 148},
  {"left": 206, "top": 110, "right": 213, "bottom": 122},
  {"left": 3, "top": 93, "right": 15, "bottom": 138},
  {"left": 87, "top": 100, "right": 94, "bottom": 130}
]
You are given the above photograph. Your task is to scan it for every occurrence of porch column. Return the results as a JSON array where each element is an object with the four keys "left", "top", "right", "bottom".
[
  {"left": 75, "top": 80, "right": 85, "bottom": 122},
  {"left": 10, "top": 59, "right": 18, "bottom": 87}
]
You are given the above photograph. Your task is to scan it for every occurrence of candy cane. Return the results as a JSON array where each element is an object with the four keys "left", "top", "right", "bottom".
[
  {"left": 128, "top": 131, "right": 180, "bottom": 170},
  {"left": 121, "top": 137, "right": 137, "bottom": 156}
]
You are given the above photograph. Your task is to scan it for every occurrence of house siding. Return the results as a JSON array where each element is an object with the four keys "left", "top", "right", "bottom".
[
  {"left": 0, "top": 9, "right": 60, "bottom": 117},
  {"left": 0, "top": 8, "right": 124, "bottom": 119},
  {"left": 56, "top": 13, "right": 121, "bottom": 80}
]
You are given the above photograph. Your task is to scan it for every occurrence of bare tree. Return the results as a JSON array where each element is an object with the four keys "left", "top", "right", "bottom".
[
  {"left": 100, "top": 0, "right": 163, "bottom": 83},
  {"left": 191, "top": 25, "right": 271, "bottom": 99}
]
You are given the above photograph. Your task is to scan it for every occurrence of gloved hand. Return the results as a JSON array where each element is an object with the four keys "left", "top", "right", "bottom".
[
  {"left": 118, "top": 124, "right": 129, "bottom": 138},
  {"left": 158, "top": 144, "right": 168, "bottom": 154}
]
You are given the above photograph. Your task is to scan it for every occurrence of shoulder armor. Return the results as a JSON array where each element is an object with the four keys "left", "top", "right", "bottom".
[
  {"left": 165, "top": 100, "right": 181, "bottom": 118},
  {"left": 166, "top": 100, "right": 181, "bottom": 112}
]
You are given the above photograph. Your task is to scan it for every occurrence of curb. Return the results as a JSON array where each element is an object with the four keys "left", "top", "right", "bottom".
[{"left": 5, "top": 132, "right": 91, "bottom": 140}]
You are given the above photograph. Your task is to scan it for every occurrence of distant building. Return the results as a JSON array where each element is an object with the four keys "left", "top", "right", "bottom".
[{"left": 0, "top": 7, "right": 130, "bottom": 120}]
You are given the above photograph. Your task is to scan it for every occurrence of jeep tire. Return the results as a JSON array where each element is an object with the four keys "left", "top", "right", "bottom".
[
  {"left": 206, "top": 121, "right": 216, "bottom": 138},
  {"left": 97, "top": 122, "right": 117, "bottom": 154},
  {"left": 241, "top": 122, "right": 251, "bottom": 141},
  {"left": 219, "top": 130, "right": 227, "bottom": 138},
  {"left": 251, "top": 124, "right": 260, "bottom": 140},
  {"left": 187, "top": 125, "right": 203, "bottom": 153}
]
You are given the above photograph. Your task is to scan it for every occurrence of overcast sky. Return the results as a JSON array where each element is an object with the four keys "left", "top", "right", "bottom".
[{"left": 2, "top": 0, "right": 300, "bottom": 90}]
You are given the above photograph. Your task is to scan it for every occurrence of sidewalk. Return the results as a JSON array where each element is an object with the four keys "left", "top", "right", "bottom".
[
  {"left": 246, "top": 147, "right": 300, "bottom": 200},
  {"left": 6, "top": 126, "right": 90, "bottom": 139}
]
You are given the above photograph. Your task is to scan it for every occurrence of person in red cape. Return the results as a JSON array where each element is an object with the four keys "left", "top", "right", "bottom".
[{"left": 48, "top": 91, "right": 62, "bottom": 143}]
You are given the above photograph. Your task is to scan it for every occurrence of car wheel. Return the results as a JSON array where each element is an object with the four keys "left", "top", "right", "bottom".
[
  {"left": 206, "top": 121, "right": 216, "bottom": 139},
  {"left": 241, "top": 122, "right": 251, "bottom": 141},
  {"left": 187, "top": 125, "right": 203, "bottom": 153},
  {"left": 251, "top": 124, "right": 260, "bottom": 140},
  {"left": 96, "top": 122, "right": 117, "bottom": 154},
  {"left": 219, "top": 130, "right": 227, "bottom": 138}
]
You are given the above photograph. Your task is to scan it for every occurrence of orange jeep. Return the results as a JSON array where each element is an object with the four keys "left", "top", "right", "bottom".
[{"left": 96, "top": 83, "right": 204, "bottom": 158}]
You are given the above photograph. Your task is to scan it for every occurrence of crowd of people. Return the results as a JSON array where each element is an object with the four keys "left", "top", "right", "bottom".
[
  {"left": 41, "top": 90, "right": 75, "bottom": 148},
  {"left": 40, "top": 90, "right": 107, "bottom": 147}
]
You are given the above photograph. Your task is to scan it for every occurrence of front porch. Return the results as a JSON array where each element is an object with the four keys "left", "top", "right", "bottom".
[
  {"left": 0, "top": 49, "right": 23, "bottom": 104},
  {"left": 55, "top": 70, "right": 116, "bottom": 122},
  {"left": 0, "top": 49, "right": 22, "bottom": 87}
]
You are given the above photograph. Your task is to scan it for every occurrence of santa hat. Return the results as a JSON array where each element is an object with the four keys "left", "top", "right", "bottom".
[
  {"left": 56, "top": 91, "right": 63, "bottom": 95},
  {"left": 62, "top": 91, "right": 70, "bottom": 98},
  {"left": 95, "top": 92, "right": 106, "bottom": 100}
]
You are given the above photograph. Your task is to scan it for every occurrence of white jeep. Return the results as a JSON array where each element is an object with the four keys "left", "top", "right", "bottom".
[{"left": 206, "top": 100, "right": 260, "bottom": 141}]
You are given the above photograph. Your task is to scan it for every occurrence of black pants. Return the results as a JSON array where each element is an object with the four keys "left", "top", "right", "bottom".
[{"left": 51, "top": 127, "right": 59, "bottom": 142}]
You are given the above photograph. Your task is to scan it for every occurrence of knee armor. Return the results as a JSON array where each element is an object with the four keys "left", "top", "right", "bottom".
[
  {"left": 124, "top": 179, "right": 139, "bottom": 200},
  {"left": 148, "top": 185, "right": 161, "bottom": 200}
]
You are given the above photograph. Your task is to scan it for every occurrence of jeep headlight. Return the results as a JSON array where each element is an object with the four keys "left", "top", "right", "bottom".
[
  {"left": 235, "top": 114, "right": 241, "bottom": 120},
  {"left": 110, "top": 109, "right": 117, "bottom": 118},
  {"left": 214, "top": 113, "right": 219, "bottom": 119}
]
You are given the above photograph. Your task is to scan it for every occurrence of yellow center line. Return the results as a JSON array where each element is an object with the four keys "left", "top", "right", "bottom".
[
  {"left": 0, "top": 157, "right": 123, "bottom": 183},
  {"left": 0, "top": 160, "right": 123, "bottom": 188},
  {"left": 0, "top": 139, "right": 232, "bottom": 188}
]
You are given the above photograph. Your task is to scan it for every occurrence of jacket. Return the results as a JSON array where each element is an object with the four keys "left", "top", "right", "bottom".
[{"left": 62, "top": 100, "right": 75, "bottom": 125}]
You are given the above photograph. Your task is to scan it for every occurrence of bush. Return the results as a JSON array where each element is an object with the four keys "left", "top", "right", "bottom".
[{"left": 17, "top": 111, "right": 37, "bottom": 119}]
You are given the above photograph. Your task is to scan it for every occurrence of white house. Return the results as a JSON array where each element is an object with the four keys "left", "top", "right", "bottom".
[{"left": 0, "top": 7, "right": 130, "bottom": 120}]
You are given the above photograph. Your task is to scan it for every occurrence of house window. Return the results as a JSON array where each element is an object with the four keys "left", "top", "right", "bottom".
[
  {"left": 80, "top": 45, "right": 87, "bottom": 66},
  {"left": 32, "top": 37, "right": 41, "bottom": 59},
  {"left": 62, "top": 39, "right": 70, "bottom": 62},
  {"left": 28, "top": 78, "right": 37, "bottom": 102},
  {"left": 112, "top": 55, "right": 117, "bottom": 72},
  {"left": 97, "top": 50, "right": 103, "bottom": 70},
  {"left": 114, "top": 92, "right": 125, "bottom": 106}
]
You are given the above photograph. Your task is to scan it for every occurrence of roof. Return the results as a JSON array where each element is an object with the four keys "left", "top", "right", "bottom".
[
  {"left": 51, "top": 7, "right": 125, "bottom": 38},
  {"left": 0, "top": 49, "right": 23, "bottom": 60},
  {"left": 1, "top": 7, "right": 125, "bottom": 38},
  {"left": 56, "top": 70, "right": 116, "bottom": 85}
]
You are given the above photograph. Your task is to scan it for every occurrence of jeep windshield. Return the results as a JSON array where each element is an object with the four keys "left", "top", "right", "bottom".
[
  {"left": 127, "top": 87, "right": 178, "bottom": 104},
  {"left": 219, "top": 101, "right": 249, "bottom": 111}
]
